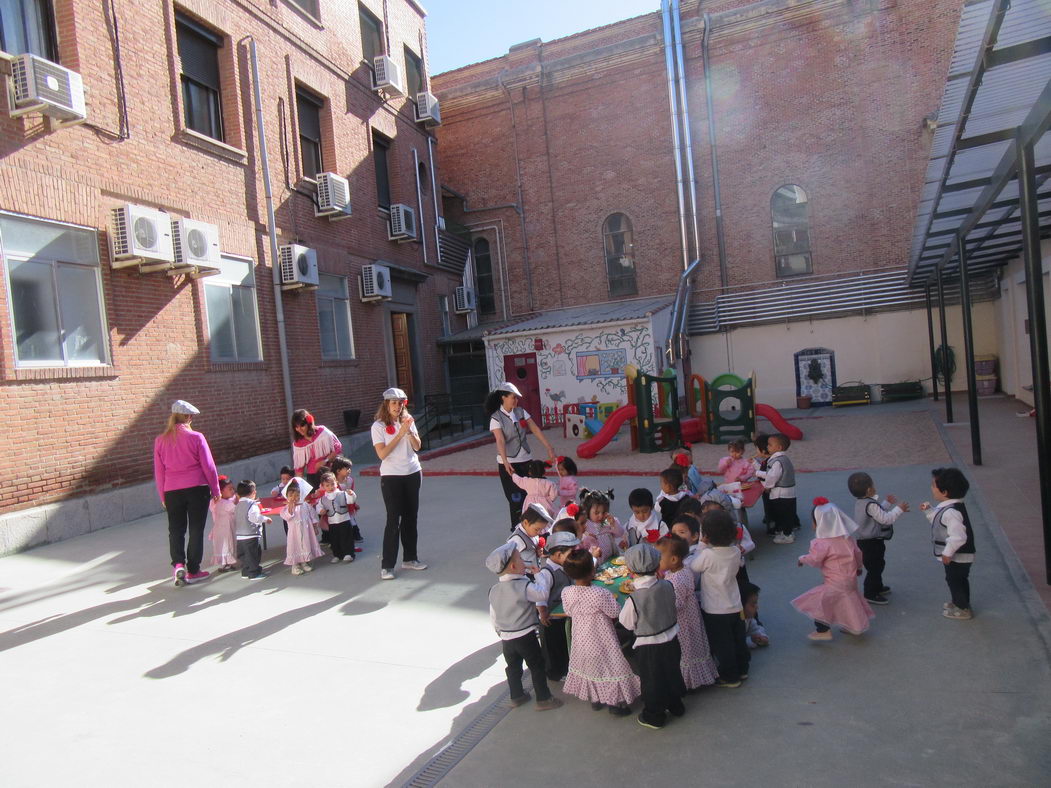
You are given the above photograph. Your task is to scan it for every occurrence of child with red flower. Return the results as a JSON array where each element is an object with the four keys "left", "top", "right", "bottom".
[{"left": 626, "top": 488, "right": 668, "bottom": 546}]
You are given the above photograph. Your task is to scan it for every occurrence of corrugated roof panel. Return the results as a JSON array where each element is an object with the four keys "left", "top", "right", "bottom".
[
  {"left": 992, "top": 2, "right": 1051, "bottom": 49},
  {"left": 483, "top": 296, "right": 674, "bottom": 337},
  {"left": 948, "top": 0, "right": 996, "bottom": 75}
]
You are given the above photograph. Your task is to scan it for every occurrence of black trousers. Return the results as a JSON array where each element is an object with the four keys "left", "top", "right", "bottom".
[
  {"left": 328, "top": 520, "right": 355, "bottom": 561},
  {"left": 635, "top": 638, "right": 686, "bottom": 724},
  {"left": 703, "top": 611, "right": 750, "bottom": 681},
  {"left": 767, "top": 496, "right": 800, "bottom": 536},
  {"left": 380, "top": 472, "right": 421, "bottom": 569},
  {"left": 541, "top": 618, "right": 570, "bottom": 681},
  {"left": 497, "top": 461, "right": 532, "bottom": 529},
  {"left": 858, "top": 539, "right": 887, "bottom": 598},
  {"left": 761, "top": 490, "right": 771, "bottom": 530},
  {"left": 502, "top": 631, "right": 552, "bottom": 702},
  {"left": 736, "top": 562, "right": 751, "bottom": 600},
  {"left": 164, "top": 485, "right": 211, "bottom": 574},
  {"left": 237, "top": 537, "right": 262, "bottom": 577},
  {"left": 944, "top": 560, "right": 972, "bottom": 610}
]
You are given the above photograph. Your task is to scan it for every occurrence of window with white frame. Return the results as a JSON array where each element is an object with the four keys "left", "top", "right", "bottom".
[
  {"left": 317, "top": 273, "right": 355, "bottom": 360},
  {"left": 1, "top": 212, "right": 108, "bottom": 366},
  {"left": 0, "top": 0, "right": 57, "bottom": 60},
  {"left": 204, "top": 255, "right": 262, "bottom": 362}
]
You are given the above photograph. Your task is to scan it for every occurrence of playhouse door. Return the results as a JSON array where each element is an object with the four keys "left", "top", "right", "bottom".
[{"left": 503, "top": 353, "right": 542, "bottom": 422}]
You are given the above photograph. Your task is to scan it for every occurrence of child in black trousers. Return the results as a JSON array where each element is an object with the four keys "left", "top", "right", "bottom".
[
  {"left": 921, "top": 467, "right": 976, "bottom": 621},
  {"left": 234, "top": 480, "right": 271, "bottom": 580},
  {"left": 536, "top": 528, "right": 579, "bottom": 682},
  {"left": 848, "top": 471, "right": 908, "bottom": 605}
]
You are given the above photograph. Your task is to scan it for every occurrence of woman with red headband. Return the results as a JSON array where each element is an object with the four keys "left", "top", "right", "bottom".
[{"left": 291, "top": 408, "right": 342, "bottom": 489}]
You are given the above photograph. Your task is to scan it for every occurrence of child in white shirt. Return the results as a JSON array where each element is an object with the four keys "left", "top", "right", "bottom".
[
  {"left": 920, "top": 467, "right": 976, "bottom": 620},
  {"left": 626, "top": 488, "right": 668, "bottom": 545}
]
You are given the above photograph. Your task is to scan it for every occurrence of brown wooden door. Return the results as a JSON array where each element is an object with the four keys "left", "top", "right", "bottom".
[
  {"left": 502, "top": 352, "right": 541, "bottom": 421},
  {"left": 391, "top": 312, "right": 414, "bottom": 403}
]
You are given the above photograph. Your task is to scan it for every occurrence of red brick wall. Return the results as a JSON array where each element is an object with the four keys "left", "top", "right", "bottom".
[
  {"left": 0, "top": 0, "right": 464, "bottom": 511},
  {"left": 434, "top": 0, "right": 964, "bottom": 310}
]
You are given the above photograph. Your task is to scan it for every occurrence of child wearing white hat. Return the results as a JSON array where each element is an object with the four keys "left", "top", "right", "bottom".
[{"left": 280, "top": 477, "right": 324, "bottom": 575}]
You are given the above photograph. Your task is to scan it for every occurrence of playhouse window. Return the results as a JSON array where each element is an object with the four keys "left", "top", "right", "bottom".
[
  {"left": 771, "top": 185, "right": 812, "bottom": 277},
  {"left": 603, "top": 213, "right": 637, "bottom": 297}
]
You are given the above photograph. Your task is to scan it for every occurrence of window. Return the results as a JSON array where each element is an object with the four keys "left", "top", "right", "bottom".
[
  {"left": 373, "top": 132, "right": 391, "bottom": 208},
  {"left": 204, "top": 255, "right": 261, "bottom": 363},
  {"left": 404, "top": 45, "right": 423, "bottom": 99},
  {"left": 0, "top": 0, "right": 57, "bottom": 60},
  {"left": 359, "top": 4, "right": 383, "bottom": 65},
  {"left": 1, "top": 212, "right": 108, "bottom": 366},
  {"left": 771, "top": 184, "right": 813, "bottom": 277},
  {"left": 473, "top": 237, "right": 496, "bottom": 315},
  {"left": 317, "top": 273, "right": 355, "bottom": 360},
  {"left": 296, "top": 87, "right": 324, "bottom": 179},
  {"left": 438, "top": 294, "right": 450, "bottom": 337},
  {"left": 286, "top": 0, "right": 319, "bottom": 19},
  {"left": 176, "top": 13, "right": 224, "bottom": 142},
  {"left": 602, "top": 213, "right": 637, "bottom": 297}
]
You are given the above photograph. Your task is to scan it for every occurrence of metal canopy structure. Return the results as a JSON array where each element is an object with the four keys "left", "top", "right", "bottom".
[{"left": 909, "top": 0, "right": 1051, "bottom": 284}]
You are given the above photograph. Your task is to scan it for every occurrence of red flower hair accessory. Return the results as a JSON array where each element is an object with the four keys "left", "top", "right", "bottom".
[
  {"left": 566, "top": 503, "right": 580, "bottom": 517},
  {"left": 305, "top": 411, "right": 315, "bottom": 425},
  {"left": 556, "top": 455, "right": 566, "bottom": 464},
  {"left": 385, "top": 424, "right": 396, "bottom": 435},
  {"left": 218, "top": 475, "right": 229, "bottom": 484},
  {"left": 684, "top": 442, "right": 692, "bottom": 449},
  {"left": 813, "top": 496, "right": 830, "bottom": 506},
  {"left": 674, "top": 454, "right": 691, "bottom": 468}
]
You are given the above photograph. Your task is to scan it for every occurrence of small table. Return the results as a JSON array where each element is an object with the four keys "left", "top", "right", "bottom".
[{"left": 257, "top": 493, "right": 322, "bottom": 550}]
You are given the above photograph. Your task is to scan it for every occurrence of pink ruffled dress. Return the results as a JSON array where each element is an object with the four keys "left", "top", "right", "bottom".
[
  {"left": 562, "top": 585, "right": 641, "bottom": 707},
  {"left": 666, "top": 567, "right": 718, "bottom": 688},
  {"left": 581, "top": 517, "right": 626, "bottom": 564},
  {"left": 511, "top": 473, "right": 559, "bottom": 517},
  {"left": 281, "top": 502, "right": 324, "bottom": 565},
  {"left": 557, "top": 475, "right": 579, "bottom": 510},
  {"left": 208, "top": 496, "right": 238, "bottom": 567},
  {"left": 792, "top": 536, "right": 875, "bottom": 635}
]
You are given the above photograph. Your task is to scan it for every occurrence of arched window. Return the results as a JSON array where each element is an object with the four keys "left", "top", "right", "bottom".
[
  {"left": 603, "top": 213, "right": 637, "bottom": 297},
  {"left": 473, "top": 237, "right": 496, "bottom": 315},
  {"left": 771, "top": 185, "right": 812, "bottom": 277}
]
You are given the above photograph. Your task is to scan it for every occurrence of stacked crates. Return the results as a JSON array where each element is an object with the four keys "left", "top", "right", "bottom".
[{"left": 974, "top": 355, "right": 998, "bottom": 395}]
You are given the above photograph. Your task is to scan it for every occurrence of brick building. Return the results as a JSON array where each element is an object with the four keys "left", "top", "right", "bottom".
[
  {"left": 433, "top": 0, "right": 994, "bottom": 412},
  {"left": 0, "top": 0, "right": 468, "bottom": 532}
]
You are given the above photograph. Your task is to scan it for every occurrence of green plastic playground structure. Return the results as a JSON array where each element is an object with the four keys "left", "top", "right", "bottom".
[
  {"left": 704, "top": 372, "right": 756, "bottom": 443},
  {"left": 635, "top": 370, "right": 682, "bottom": 453}
]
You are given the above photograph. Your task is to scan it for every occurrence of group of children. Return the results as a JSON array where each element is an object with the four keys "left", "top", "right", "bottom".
[
  {"left": 205, "top": 456, "right": 363, "bottom": 580},
  {"left": 487, "top": 436, "right": 979, "bottom": 728}
]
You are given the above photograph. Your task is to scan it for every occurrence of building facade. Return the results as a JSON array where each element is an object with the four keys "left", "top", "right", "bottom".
[{"left": 0, "top": 0, "right": 467, "bottom": 519}]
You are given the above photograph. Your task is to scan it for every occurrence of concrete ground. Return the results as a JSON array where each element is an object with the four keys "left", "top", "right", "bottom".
[{"left": 2, "top": 400, "right": 1049, "bottom": 787}]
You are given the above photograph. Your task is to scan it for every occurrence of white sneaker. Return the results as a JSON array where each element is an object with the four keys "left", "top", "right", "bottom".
[
  {"left": 330, "top": 557, "right": 341, "bottom": 564},
  {"left": 772, "top": 534, "right": 786, "bottom": 544},
  {"left": 302, "top": 562, "right": 313, "bottom": 572},
  {"left": 342, "top": 555, "right": 354, "bottom": 563},
  {"left": 401, "top": 560, "right": 428, "bottom": 571},
  {"left": 380, "top": 568, "right": 395, "bottom": 580},
  {"left": 781, "top": 533, "right": 796, "bottom": 544},
  {"left": 291, "top": 565, "right": 304, "bottom": 576}
]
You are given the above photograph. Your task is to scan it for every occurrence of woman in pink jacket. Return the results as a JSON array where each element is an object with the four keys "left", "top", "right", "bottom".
[{"left": 153, "top": 400, "right": 220, "bottom": 587}]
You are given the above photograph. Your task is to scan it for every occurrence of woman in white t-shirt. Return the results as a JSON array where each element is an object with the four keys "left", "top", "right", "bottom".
[
  {"left": 485, "top": 381, "right": 556, "bottom": 529},
  {"left": 371, "top": 387, "right": 426, "bottom": 580}
]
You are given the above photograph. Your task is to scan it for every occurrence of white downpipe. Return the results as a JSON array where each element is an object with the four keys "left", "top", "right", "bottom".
[
  {"left": 413, "top": 147, "right": 428, "bottom": 266},
  {"left": 427, "top": 136, "right": 441, "bottom": 261}
]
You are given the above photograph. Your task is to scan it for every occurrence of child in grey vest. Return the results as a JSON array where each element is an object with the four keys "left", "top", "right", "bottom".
[
  {"left": 234, "top": 480, "right": 271, "bottom": 580},
  {"left": 536, "top": 529, "right": 578, "bottom": 682},
  {"left": 758, "top": 433, "right": 800, "bottom": 543},
  {"left": 920, "top": 467, "right": 976, "bottom": 620},
  {"left": 848, "top": 472, "right": 909, "bottom": 605},
  {"left": 487, "top": 543, "right": 563, "bottom": 711}
]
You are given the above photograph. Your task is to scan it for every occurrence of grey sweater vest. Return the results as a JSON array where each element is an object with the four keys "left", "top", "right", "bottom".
[
  {"left": 629, "top": 579, "right": 677, "bottom": 637},
  {"left": 509, "top": 526, "right": 538, "bottom": 567},
  {"left": 769, "top": 455, "right": 795, "bottom": 487},
  {"left": 317, "top": 491, "right": 351, "bottom": 521},
  {"left": 541, "top": 564, "right": 572, "bottom": 607},
  {"left": 931, "top": 503, "right": 975, "bottom": 556},
  {"left": 854, "top": 497, "right": 893, "bottom": 541},
  {"left": 489, "top": 578, "right": 539, "bottom": 634},
  {"left": 495, "top": 408, "right": 531, "bottom": 459},
  {"left": 235, "top": 499, "right": 262, "bottom": 539}
]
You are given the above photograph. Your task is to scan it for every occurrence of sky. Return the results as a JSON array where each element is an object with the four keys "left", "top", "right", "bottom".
[{"left": 424, "top": 0, "right": 660, "bottom": 74}]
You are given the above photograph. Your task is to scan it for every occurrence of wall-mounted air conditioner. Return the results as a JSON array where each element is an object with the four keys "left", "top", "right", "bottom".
[
  {"left": 110, "top": 204, "right": 175, "bottom": 267},
  {"left": 360, "top": 263, "right": 392, "bottom": 302},
  {"left": 315, "top": 172, "right": 352, "bottom": 220},
  {"left": 9, "top": 54, "right": 87, "bottom": 126},
  {"left": 454, "top": 285, "right": 476, "bottom": 314},
  {"left": 172, "top": 218, "right": 221, "bottom": 269},
  {"left": 279, "top": 244, "right": 319, "bottom": 289},
  {"left": 388, "top": 203, "right": 417, "bottom": 242},
  {"left": 372, "top": 55, "right": 404, "bottom": 96},
  {"left": 415, "top": 92, "right": 441, "bottom": 125}
]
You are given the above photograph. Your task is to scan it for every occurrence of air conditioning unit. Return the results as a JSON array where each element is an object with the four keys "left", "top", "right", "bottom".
[
  {"left": 110, "top": 204, "right": 175, "bottom": 267},
  {"left": 9, "top": 54, "right": 87, "bottom": 125},
  {"left": 279, "top": 244, "right": 319, "bottom": 289},
  {"left": 172, "top": 218, "right": 221, "bottom": 268},
  {"left": 388, "top": 203, "right": 417, "bottom": 242},
  {"left": 360, "top": 263, "right": 392, "bottom": 302},
  {"left": 454, "top": 285, "right": 476, "bottom": 314},
  {"left": 372, "top": 55, "right": 404, "bottom": 96},
  {"left": 315, "top": 172, "right": 352, "bottom": 220},
  {"left": 415, "top": 92, "right": 441, "bottom": 125}
]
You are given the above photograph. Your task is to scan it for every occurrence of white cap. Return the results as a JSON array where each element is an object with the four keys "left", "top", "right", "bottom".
[
  {"left": 496, "top": 382, "right": 523, "bottom": 397},
  {"left": 171, "top": 400, "right": 200, "bottom": 415},
  {"left": 382, "top": 387, "right": 408, "bottom": 400}
]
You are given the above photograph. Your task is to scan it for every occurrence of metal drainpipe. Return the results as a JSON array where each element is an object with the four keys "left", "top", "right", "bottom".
[
  {"left": 500, "top": 76, "right": 536, "bottom": 312},
  {"left": 413, "top": 148, "right": 427, "bottom": 265},
  {"left": 672, "top": 0, "right": 700, "bottom": 260},
  {"left": 247, "top": 38, "right": 293, "bottom": 427},
  {"left": 703, "top": 12, "right": 729, "bottom": 291},
  {"left": 427, "top": 135, "right": 440, "bottom": 258}
]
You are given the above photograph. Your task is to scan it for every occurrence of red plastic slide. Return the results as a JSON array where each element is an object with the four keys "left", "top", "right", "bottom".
[
  {"left": 576, "top": 405, "right": 637, "bottom": 459},
  {"left": 755, "top": 403, "right": 803, "bottom": 440}
]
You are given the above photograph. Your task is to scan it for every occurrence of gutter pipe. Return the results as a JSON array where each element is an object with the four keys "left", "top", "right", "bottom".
[{"left": 703, "top": 12, "right": 730, "bottom": 290}]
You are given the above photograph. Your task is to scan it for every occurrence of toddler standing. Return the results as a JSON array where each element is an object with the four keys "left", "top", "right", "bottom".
[
  {"left": 536, "top": 530, "right": 579, "bottom": 682},
  {"left": 655, "top": 468, "right": 688, "bottom": 525},
  {"left": 208, "top": 475, "right": 238, "bottom": 572},
  {"left": 792, "top": 498, "right": 874, "bottom": 640},
  {"left": 671, "top": 445, "right": 705, "bottom": 494},
  {"left": 234, "top": 480, "right": 271, "bottom": 580},
  {"left": 626, "top": 488, "right": 667, "bottom": 545},
  {"left": 920, "top": 467, "right": 976, "bottom": 621},
  {"left": 316, "top": 471, "right": 356, "bottom": 564},
  {"left": 555, "top": 456, "right": 579, "bottom": 510},
  {"left": 508, "top": 504, "right": 552, "bottom": 573},
  {"left": 280, "top": 477, "right": 324, "bottom": 575},
  {"left": 271, "top": 466, "right": 294, "bottom": 497},
  {"left": 331, "top": 456, "right": 363, "bottom": 547},
  {"left": 757, "top": 433, "right": 800, "bottom": 544},
  {"left": 657, "top": 535, "right": 718, "bottom": 691},
  {"left": 508, "top": 459, "right": 559, "bottom": 517},
  {"left": 717, "top": 440, "right": 754, "bottom": 484},
  {"left": 848, "top": 471, "right": 908, "bottom": 605}
]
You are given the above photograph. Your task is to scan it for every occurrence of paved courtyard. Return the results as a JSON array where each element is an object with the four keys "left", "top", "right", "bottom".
[{"left": 2, "top": 399, "right": 1050, "bottom": 787}]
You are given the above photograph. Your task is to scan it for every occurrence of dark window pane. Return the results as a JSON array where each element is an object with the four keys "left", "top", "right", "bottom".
[
  {"left": 176, "top": 16, "right": 221, "bottom": 89},
  {"left": 603, "top": 213, "right": 636, "bottom": 297},
  {"left": 359, "top": 5, "right": 383, "bottom": 64},
  {"left": 287, "top": 0, "right": 319, "bottom": 18},
  {"left": 182, "top": 79, "right": 223, "bottom": 140},
  {"left": 474, "top": 238, "right": 495, "bottom": 315},
  {"left": 405, "top": 46, "right": 423, "bottom": 98},
  {"left": 0, "top": 0, "right": 57, "bottom": 60},
  {"left": 771, "top": 185, "right": 812, "bottom": 278},
  {"left": 296, "top": 88, "right": 324, "bottom": 177},
  {"left": 373, "top": 133, "right": 391, "bottom": 208}
]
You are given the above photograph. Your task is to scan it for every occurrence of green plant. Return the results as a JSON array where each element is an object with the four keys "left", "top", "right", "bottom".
[
  {"left": 934, "top": 344, "right": 956, "bottom": 385},
  {"left": 807, "top": 358, "right": 825, "bottom": 384}
]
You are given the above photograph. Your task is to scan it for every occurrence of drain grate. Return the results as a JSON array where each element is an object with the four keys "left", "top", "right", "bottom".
[{"left": 402, "top": 688, "right": 515, "bottom": 787}]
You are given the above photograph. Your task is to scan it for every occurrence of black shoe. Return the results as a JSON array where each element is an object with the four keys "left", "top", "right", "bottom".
[
  {"left": 243, "top": 572, "right": 269, "bottom": 580},
  {"left": 353, "top": 525, "right": 363, "bottom": 542},
  {"left": 637, "top": 713, "right": 665, "bottom": 729},
  {"left": 591, "top": 701, "right": 605, "bottom": 711},
  {"left": 609, "top": 704, "right": 631, "bottom": 717},
  {"left": 880, "top": 586, "right": 891, "bottom": 595},
  {"left": 668, "top": 702, "right": 686, "bottom": 718},
  {"left": 866, "top": 594, "right": 890, "bottom": 606}
]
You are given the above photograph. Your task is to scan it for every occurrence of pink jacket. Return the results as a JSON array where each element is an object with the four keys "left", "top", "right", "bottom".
[
  {"left": 153, "top": 425, "right": 220, "bottom": 501},
  {"left": 798, "top": 536, "right": 864, "bottom": 588},
  {"left": 557, "top": 475, "right": 579, "bottom": 509},
  {"left": 511, "top": 473, "right": 558, "bottom": 517},
  {"left": 717, "top": 456, "right": 754, "bottom": 484}
]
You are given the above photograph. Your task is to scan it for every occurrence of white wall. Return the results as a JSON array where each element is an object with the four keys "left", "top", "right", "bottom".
[
  {"left": 995, "top": 240, "right": 1051, "bottom": 407},
  {"left": 689, "top": 301, "right": 999, "bottom": 410}
]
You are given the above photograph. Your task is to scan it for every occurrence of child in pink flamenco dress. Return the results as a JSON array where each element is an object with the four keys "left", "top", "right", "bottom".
[
  {"left": 792, "top": 497, "right": 875, "bottom": 640},
  {"left": 508, "top": 460, "right": 559, "bottom": 518},
  {"left": 208, "top": 476, "right": 239, "bottom": 571},
  {"left": 658, "top": 535, "right": 718, "bottom": 689},
  {"left": 560, "top": 548, "right": 640, "bottom": 715},
  {"left": 281, "top": 477, "right": 324, "bottom": 576},
  {"left": 578, "top": 488, "right": 627, "bottom": 563},
  {"left": 556, "top": 456, "right": 579, "bottom": 510}
]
